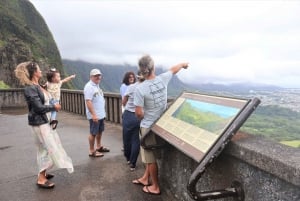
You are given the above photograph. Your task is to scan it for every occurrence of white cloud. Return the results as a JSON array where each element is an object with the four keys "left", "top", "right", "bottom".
[{"left": 30, "top": 0, "right": 300, "bottom": 88}]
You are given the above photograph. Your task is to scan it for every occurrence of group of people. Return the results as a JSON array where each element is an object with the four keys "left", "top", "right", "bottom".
[
  {"left": 120, "top": 55, "right": 188, "bottom": 195},
  {"left": 14, "top": 55, "right": 188, "bottom": 195}
]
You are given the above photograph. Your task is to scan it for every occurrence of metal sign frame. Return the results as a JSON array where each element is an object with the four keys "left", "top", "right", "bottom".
[{"left": 142, "top": 92, "right": 260, "bottom": 201}]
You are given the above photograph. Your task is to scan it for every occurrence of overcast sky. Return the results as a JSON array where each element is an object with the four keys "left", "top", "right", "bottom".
[{"left": 30, "top": 0, "right": 300, "bottom": 88}]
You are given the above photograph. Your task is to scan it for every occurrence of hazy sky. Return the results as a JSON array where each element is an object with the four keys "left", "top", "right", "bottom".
[{"left": 30, "top": 0, "right": 300, "bottom": 88}]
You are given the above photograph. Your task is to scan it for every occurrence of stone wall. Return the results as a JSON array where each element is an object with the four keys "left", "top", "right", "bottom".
[
  {"left": 0, "top": 88, "right": 26, "bottom": 110},
  {"left": 158, "top": 133, "right": 300, "bottom": 201}
]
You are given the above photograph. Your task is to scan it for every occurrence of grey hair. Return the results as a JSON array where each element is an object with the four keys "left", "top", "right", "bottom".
[{"left": 138, "top": 55, "right": 154, "bottom": 77}]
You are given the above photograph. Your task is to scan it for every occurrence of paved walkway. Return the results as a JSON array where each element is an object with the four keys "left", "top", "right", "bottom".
[{"left": 0, "top": 110, "right": 175, "bottom": 201}]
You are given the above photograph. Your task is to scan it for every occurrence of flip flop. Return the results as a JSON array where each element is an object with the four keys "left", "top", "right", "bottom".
[
  {"left": 36, "top": 180, "right": 55, "bottom": 189},
  {"left": 89, "top": 151, "right": 104, "bottom": 157},
  {"left": 50, "top": 120, "right": 58, "bottom": 130},
  {"left": 132, "top": 179, "right": 150, "bottom": 186},
  {"left": 96, "top": 146, "right": 110, "bottom": 152},
  {"left": 45, "top": 173, "right": 54, "bottom": 180},
  {"left": 142, "top": 186, "right": 161, "bottom": 195}
]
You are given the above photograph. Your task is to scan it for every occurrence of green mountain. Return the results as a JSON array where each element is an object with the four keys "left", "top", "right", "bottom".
[
  {"left": 62, "top": 59, "right": 192, "bottom": 97},
  {"left": 0, "top": 0, "right": 71, "bottom": 88},
  {"left": 241, "top": 105, "right": 300, "bottom": 147}
]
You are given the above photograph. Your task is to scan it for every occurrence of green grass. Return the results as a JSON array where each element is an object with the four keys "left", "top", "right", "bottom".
[
  {"left": 0, "top": 40, "right": 6, "bottom": 47},
  {"left": 280, "top": 140, "right": 300, "bottom": 148},
  {"left": 0, "top": 80, "right": 10, "bottom": 89}
]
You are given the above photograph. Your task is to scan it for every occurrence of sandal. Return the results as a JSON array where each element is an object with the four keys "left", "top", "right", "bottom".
[
  {"left": 142, "top": 186, "right": 161, "bottom": 195},
  {"left": 50, "top": 120, "right": 58, "bottom": 130},
  {"left": 97, "top": 146, "right": 110, "bottom": 152},
  {"left": 36, "top": 180, "right": 55, "bottom": 189},
  {"left": 89, "top": 151, "right": 104, "bottom": 157},
  {"left": 45, "top": 173, "right": 54, "bottom": 180},
  {"left": 132, "top": 179, "right": 150, "bottom": 186}
]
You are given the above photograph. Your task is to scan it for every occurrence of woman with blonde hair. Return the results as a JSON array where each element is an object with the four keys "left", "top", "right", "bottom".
[{"left": 15, "top": 61, "right": 73, "bottom": 189}]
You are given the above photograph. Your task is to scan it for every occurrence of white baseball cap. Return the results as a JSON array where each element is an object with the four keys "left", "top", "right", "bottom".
[{"left": 90, "top": 69, "right": 102, "bottom": 76}]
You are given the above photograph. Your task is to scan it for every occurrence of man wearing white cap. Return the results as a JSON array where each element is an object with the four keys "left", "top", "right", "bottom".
[{"left": 83, "top": 69, "right": 110, "bottom": 157}]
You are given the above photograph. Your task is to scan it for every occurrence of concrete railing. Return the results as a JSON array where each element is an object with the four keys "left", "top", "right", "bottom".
[
  {"left": 0, "top": 88, "right": 122, "bottom": 124},
  {"left": 0, "top": 88, "right": 27, "bottom": 109},
  {"left": 1, "top": 88, "right": 299, "bottom": 201},
  {"left": 158, "top": 133, "right": 300, "bottom": 201},
  {"left": 60, "top": 89, "right": 122, "bottom": 124}
]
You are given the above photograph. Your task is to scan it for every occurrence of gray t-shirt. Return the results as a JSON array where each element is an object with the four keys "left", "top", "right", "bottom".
[
  {"left": 134, "top": 71, "right": 172, "bottom": 128},
  {"left": 124, "top": 82, "right": 139, "bottom": 112}
]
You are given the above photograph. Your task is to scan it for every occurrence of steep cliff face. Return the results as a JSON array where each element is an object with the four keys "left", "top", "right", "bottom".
[{"left": 0, "top": 0, "right": 63, "bottom": 88}]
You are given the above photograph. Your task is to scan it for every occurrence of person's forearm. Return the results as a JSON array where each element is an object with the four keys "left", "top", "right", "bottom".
[
  {"left": 169, "top": 63, "right": 189, "bottom": 74},
  {"left": 62, "top": 75, "right": 75, "bottom": 83},
  {"left": 122, "top": 96, "right": 128, "bottom": 106},
  {"left": 86, "top": 100, "right": 96, "bottom": 116},
  {"left": 135, "top": 107, "right": 144, "bottom": 119}
]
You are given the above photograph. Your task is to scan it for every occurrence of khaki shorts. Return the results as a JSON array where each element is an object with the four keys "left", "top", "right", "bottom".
[{"left": 140, "top": 127, "right": 158, "bottom": 164}]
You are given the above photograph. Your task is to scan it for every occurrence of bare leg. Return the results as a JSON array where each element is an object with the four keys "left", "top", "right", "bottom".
[
  {"left": 88, "top": 134, "right": 96, "bottom": 153},
  {"left": 96, "top": 132, "right": 102, "bottom": 149},
  {"left": 37, "top": 170, "right": 47, "bottom": 184},
  {"left": 133, "top": 163, "right": 150, "bottom": 185},
  {"left": 143, "top": 162, "right": 160, "bottom": 194},
  {"left": 37, "top": 170, "right": 54, "bottom": 186}
]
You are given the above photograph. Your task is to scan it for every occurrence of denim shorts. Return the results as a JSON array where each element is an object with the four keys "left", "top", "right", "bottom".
[{"left": 89, "top": 118, "right": 105, "bottom": 135}]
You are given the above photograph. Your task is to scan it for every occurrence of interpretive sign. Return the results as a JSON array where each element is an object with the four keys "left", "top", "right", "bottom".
[{"left": 151, "top": 92, "right": 258, "bottom": 162}]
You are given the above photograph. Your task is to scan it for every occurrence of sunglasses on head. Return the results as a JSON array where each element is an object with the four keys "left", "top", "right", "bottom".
[{"left": 50, "top": 68, "right": 56, "bottom": 72}]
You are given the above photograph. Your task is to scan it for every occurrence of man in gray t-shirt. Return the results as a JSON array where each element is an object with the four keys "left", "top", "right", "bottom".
[
  {"left": 134, "top": 70, "right": 172, "bottom": 128},
  {"left": 132, "top": 55, "right": 188, "bottom": 195}
]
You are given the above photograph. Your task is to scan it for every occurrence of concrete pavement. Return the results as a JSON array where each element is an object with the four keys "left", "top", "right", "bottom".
[{"left": 0, "top": 110, "right": 175, "bottom": 201}]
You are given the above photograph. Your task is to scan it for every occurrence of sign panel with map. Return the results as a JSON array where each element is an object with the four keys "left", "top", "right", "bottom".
[{"left": 151, "top": 92, "right": 255, "bottom": 162}]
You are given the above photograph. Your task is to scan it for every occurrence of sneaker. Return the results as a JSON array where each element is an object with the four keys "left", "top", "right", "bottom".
[{"left": 130, "top": 164, "right": 136, "bottom": 171}]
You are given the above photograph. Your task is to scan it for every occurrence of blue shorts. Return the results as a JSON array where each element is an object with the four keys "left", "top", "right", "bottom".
[{"left": 89, "top": 118, "right": 105, "bottom": 135}]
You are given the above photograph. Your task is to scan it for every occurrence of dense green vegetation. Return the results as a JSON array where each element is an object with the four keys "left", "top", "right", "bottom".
[
  {"left": 0, "top": 0, "right": 66, "bottom": 88},
  {"left": 170, "top": 99, "right": 300, "bottom": 148},
  {"left": 170, "top": 101, "right": 300, "bottom": 148},
  {"left": 0, "top": 0, "right": 61, "bottom": 65},
  {"left": 280, "top": 140, "right": 300, "bottom": 148},
  {"left": 0, "top": 80, "right": 10, "bottom": 89},
  {"left": 241, "top": 105, "right": 300, "bottom": 147}
]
